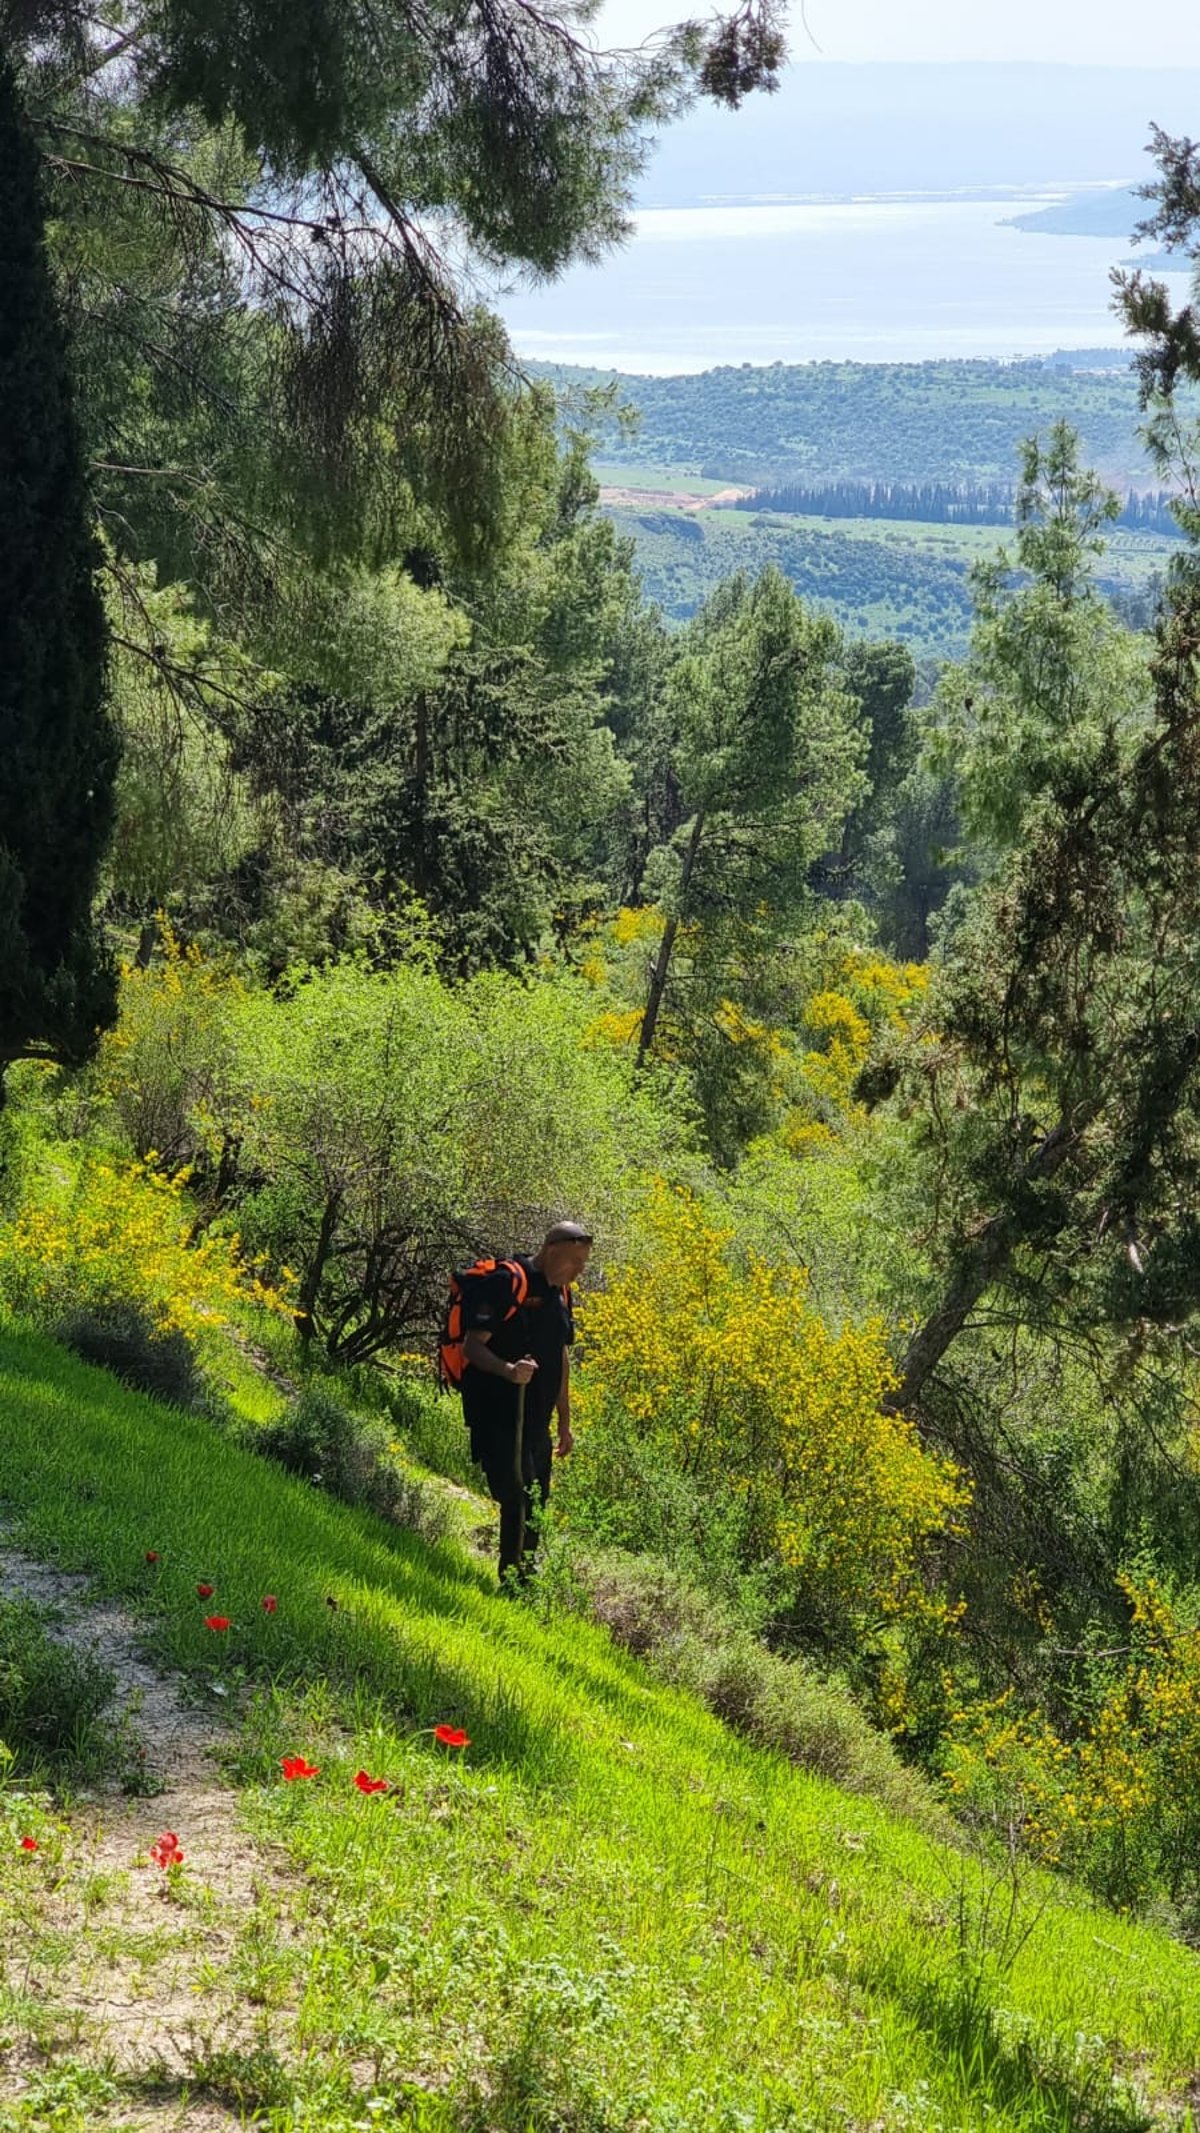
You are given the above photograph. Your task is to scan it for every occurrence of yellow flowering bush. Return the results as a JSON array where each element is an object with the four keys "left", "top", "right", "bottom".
[
  {"left": 93, "top": 920, "right": 244, "bottom": 1168},
  {"left": 611, "top": 906, "right": 665, "bottom": 949},
  {"left": 0, "top": 1153, "right": 283, "bottom": 1345},
  {"left": 783, "top": 946, "right": 928, "bottom": 1151},
  {"left": 712, "top": 998, "right": 787, "bottom": 1060},
  {"left": 945, "top": 1572, "right": 1200, "bottom": 1911},
  {"left": 798, "top": 990, "right": 872, "bottom": 1111},
  {"left": 577, "top": 908, "right": 665, "bottom": 1017},
  {"left": 573, "top": 1181, "right": 966, "bottom": 1634},
  {"left": 585, "top": 1006, "right": 643, "bottom": 1051},
  {"left": 840, "top": 949, "right": 928, "bottom": 1020}
]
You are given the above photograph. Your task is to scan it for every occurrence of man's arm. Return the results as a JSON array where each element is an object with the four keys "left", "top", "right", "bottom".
[{"left": 463, "top": 1330, "right": 537, "bottom": 1385}]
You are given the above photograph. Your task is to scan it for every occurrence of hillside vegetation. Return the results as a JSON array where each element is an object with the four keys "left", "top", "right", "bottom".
[
  {"left": 573, "top": 360, "right": 1185, "bottom": 645},
  {"left": 542, "top": 357, "right": 1189, "bottom": 490},
  {"left": 10, "top": 18, "right": 1200, "bottom": 2128},
  {"left": 2, "top": 1325, "right": 1200, "bottom": 2132},
  {"left": 604, "top": 500, "right": 1172, "bottom": 647}
]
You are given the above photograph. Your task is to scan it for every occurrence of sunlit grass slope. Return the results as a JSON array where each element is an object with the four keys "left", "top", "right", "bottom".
[{"left": 0, "top": 1324, "right": 1198, "bottom": 2132}]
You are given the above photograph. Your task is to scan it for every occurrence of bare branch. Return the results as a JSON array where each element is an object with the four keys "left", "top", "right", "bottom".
[{"left": 77, "top": 19, "right": 147, "bottom": 78}]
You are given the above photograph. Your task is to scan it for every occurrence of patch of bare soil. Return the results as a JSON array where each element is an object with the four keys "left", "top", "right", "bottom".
[
  {"left": 0, "top": 1541, "right": 301, "bottom": 2130},
  {"left": 597, "top": 483, "right": 752, "bottom": 512}
]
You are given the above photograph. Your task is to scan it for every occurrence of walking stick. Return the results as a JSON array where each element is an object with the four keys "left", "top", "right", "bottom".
[{"left": 512, "top": 1376, "right": 527, "bottom": 1568}]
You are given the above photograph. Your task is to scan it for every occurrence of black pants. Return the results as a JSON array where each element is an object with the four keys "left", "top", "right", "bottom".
[{"left": 466, "top": 1397, "right": 553, "bottom": 1581}]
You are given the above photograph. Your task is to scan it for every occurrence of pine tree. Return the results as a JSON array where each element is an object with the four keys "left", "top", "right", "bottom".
[
  {"left": 886, "top": 502, "right": 1200, "bottom": 1413},
  {"left": 635, "top": 568, "right": 863, "bottom": 1067},
  {"left": 6, "top": 2, "right": 786, "bottom": 597},
  {"left": 0, "top": 52, "right": 118, "bottom": 1077}
]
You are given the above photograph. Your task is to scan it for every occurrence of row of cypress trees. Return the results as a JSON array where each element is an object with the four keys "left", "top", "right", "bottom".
[{"left": 735, "top": 476, "right": 1184, "bottom": 534}]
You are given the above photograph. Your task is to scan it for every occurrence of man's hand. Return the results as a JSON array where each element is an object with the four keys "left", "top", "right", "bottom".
[
  {"left": 507, "top": 1355, "right": 538, "bottom": 1385},
  {"left": 556, "top": 1422, "right": 575, "bottom": 1457}
]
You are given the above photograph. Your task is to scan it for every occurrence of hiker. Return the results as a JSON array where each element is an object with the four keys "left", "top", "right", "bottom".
[{"left": 449, "top": 1222, "right": 592, "bottom": 1588}]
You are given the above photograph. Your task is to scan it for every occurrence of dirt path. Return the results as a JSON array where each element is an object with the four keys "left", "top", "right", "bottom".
[
  {"left": 0, "top": 1542, "right": 300, "bottom": 2130},
  {"left": 597, "top": 483, "right": 752, "bottom": 512}
]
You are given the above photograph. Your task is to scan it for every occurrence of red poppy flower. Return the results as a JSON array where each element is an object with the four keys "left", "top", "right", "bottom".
[
  {"left": 261, "top": 1594, "right": 278, "bottom": 1614},
  {"left": 280, "top": 1755, "right": 320, "bottom": 1781},
  {"left": 149, "top": 1831, "right": 184, "bottom": 1868},
  {"left": 433, "top": 1725, "right": 470, "bottom": 1749},
  {"left": 145, "top": 1550, "right": 160, "bottom": 1564},
  {"left": 204, "top": 1615, "right": 231, "bottom": 1631},
  {"left": 196, "top": 1582, "right": 214, "bottom": 1598},
  {"left": 19, "top": 1836, "right": 37, "bottom": 1852},
  {"left": 354, "top": 1770, "right": 389, "bottom": 1794}
]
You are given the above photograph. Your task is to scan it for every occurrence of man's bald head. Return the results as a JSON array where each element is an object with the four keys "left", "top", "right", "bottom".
[{"left": 537, "top": 1221, "right": 593, "bottom": 1284}]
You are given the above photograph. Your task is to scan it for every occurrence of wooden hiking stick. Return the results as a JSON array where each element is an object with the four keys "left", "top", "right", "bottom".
[{"left": 512, "top": 1376, "right": 527, "bottom": 1565}]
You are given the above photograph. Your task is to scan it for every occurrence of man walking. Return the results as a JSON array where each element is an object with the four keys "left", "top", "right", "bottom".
[{"left": 459, "top": 1222, "right": 592, "bottom": 1588}]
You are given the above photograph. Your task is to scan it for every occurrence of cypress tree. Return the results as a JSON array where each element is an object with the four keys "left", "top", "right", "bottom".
[{"left": 0, "top": 51, "right": 117, "bottom": 1079}]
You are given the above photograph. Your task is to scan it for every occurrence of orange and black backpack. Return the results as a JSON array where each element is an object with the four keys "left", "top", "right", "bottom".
[{"left": 438, "top": 1258, "right": 529, "bottom": 1392}]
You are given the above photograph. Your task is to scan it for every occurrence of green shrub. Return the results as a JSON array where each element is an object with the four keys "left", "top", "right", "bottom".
[
  {"left": 223, "top": 957, "right": 685, "bottom": 1365},
  {"left": 551, "top": 1404, "right": 779, "bottom": 1626},
  {"left": 546, "top": 1546, "right": 944, "bottom": 1830},
  {"left": 382, "top": 1463, "right": 453, "bottom": 1548},
  {"left": 0, "top": 1598, "right": 117, "bottom": 1776},
  {"left": 256, "top": 1385, "right": 450, "bottom": 1542},
  {"left": 257, "top": 1384, "right": 358, "bottom": 1487},
  {"left": 56, "top": 1300, "right": 203, "bottom": 1410}
]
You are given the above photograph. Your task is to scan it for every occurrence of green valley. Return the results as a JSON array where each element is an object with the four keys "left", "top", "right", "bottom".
[
  {"left": 545, "top": 356, "right": 1181, "bottom": 490},
  {"left": 562, "top": 359, "right": 1189, "bottom": 647}
]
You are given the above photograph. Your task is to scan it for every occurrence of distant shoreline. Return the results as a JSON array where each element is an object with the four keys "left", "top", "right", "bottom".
[
  {"left": 526, "top": 349, "right": 1138, "bottom": 385},
  {"left": 637, "top": 183, "right": 1136, "bottom": 215},
  {"left": 499, "top": 191, "right": 1184, "bottom": 375}
]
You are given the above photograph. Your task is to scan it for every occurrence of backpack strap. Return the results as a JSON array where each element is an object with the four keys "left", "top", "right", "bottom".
[{"left": 501, "top": 1258, "right": 530, "bottom": 1311}]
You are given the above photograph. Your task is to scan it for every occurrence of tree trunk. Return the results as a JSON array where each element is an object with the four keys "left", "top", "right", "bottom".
[
  {"left": 890, "top": 1112, "right": 1083, "bottom": 1414},
  {"left": 134, "top": 917, "right": 157, "bottom": 969},
  {"left": 637, "top": 810, "right": 705, "bottom": 1067},
  {"left": 295, "top": 1188, "right": 343, "bottom": 1353}
]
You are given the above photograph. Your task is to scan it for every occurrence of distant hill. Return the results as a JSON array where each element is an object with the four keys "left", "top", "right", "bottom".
[
  {"left": 1006, "top": 187, "right": 1145, "bottom": 238},
  {"left": 558, "top": 351, "right": 1184, "bottom": 653},
  {"left": 537, "top": 356, "right": 1177, "bottom": 490},
  {"left": 635, "top": 63, "right": 1200, "bottom": 207},
  {"left": 1004, "top": 185, "right": 1185, "bottom": 269}
]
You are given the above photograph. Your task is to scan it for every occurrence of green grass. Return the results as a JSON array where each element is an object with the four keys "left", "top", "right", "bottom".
[{"left": 1, "top": 1322, "right": 1199, "bottom": 2130}]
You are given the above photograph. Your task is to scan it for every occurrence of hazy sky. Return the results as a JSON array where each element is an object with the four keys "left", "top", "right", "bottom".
[{"left": 596, "top": 0, "right": 1200, "bottom": 69}]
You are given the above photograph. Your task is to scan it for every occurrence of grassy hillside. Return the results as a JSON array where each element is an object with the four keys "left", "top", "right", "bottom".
[{"left": 1, "top": 1325, "right": 1199, "bottom": 2131}]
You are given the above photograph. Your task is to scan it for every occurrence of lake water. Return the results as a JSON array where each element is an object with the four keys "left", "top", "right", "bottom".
[{"left": 495, "top": 193, "right": 1191, "bottom": 372}]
